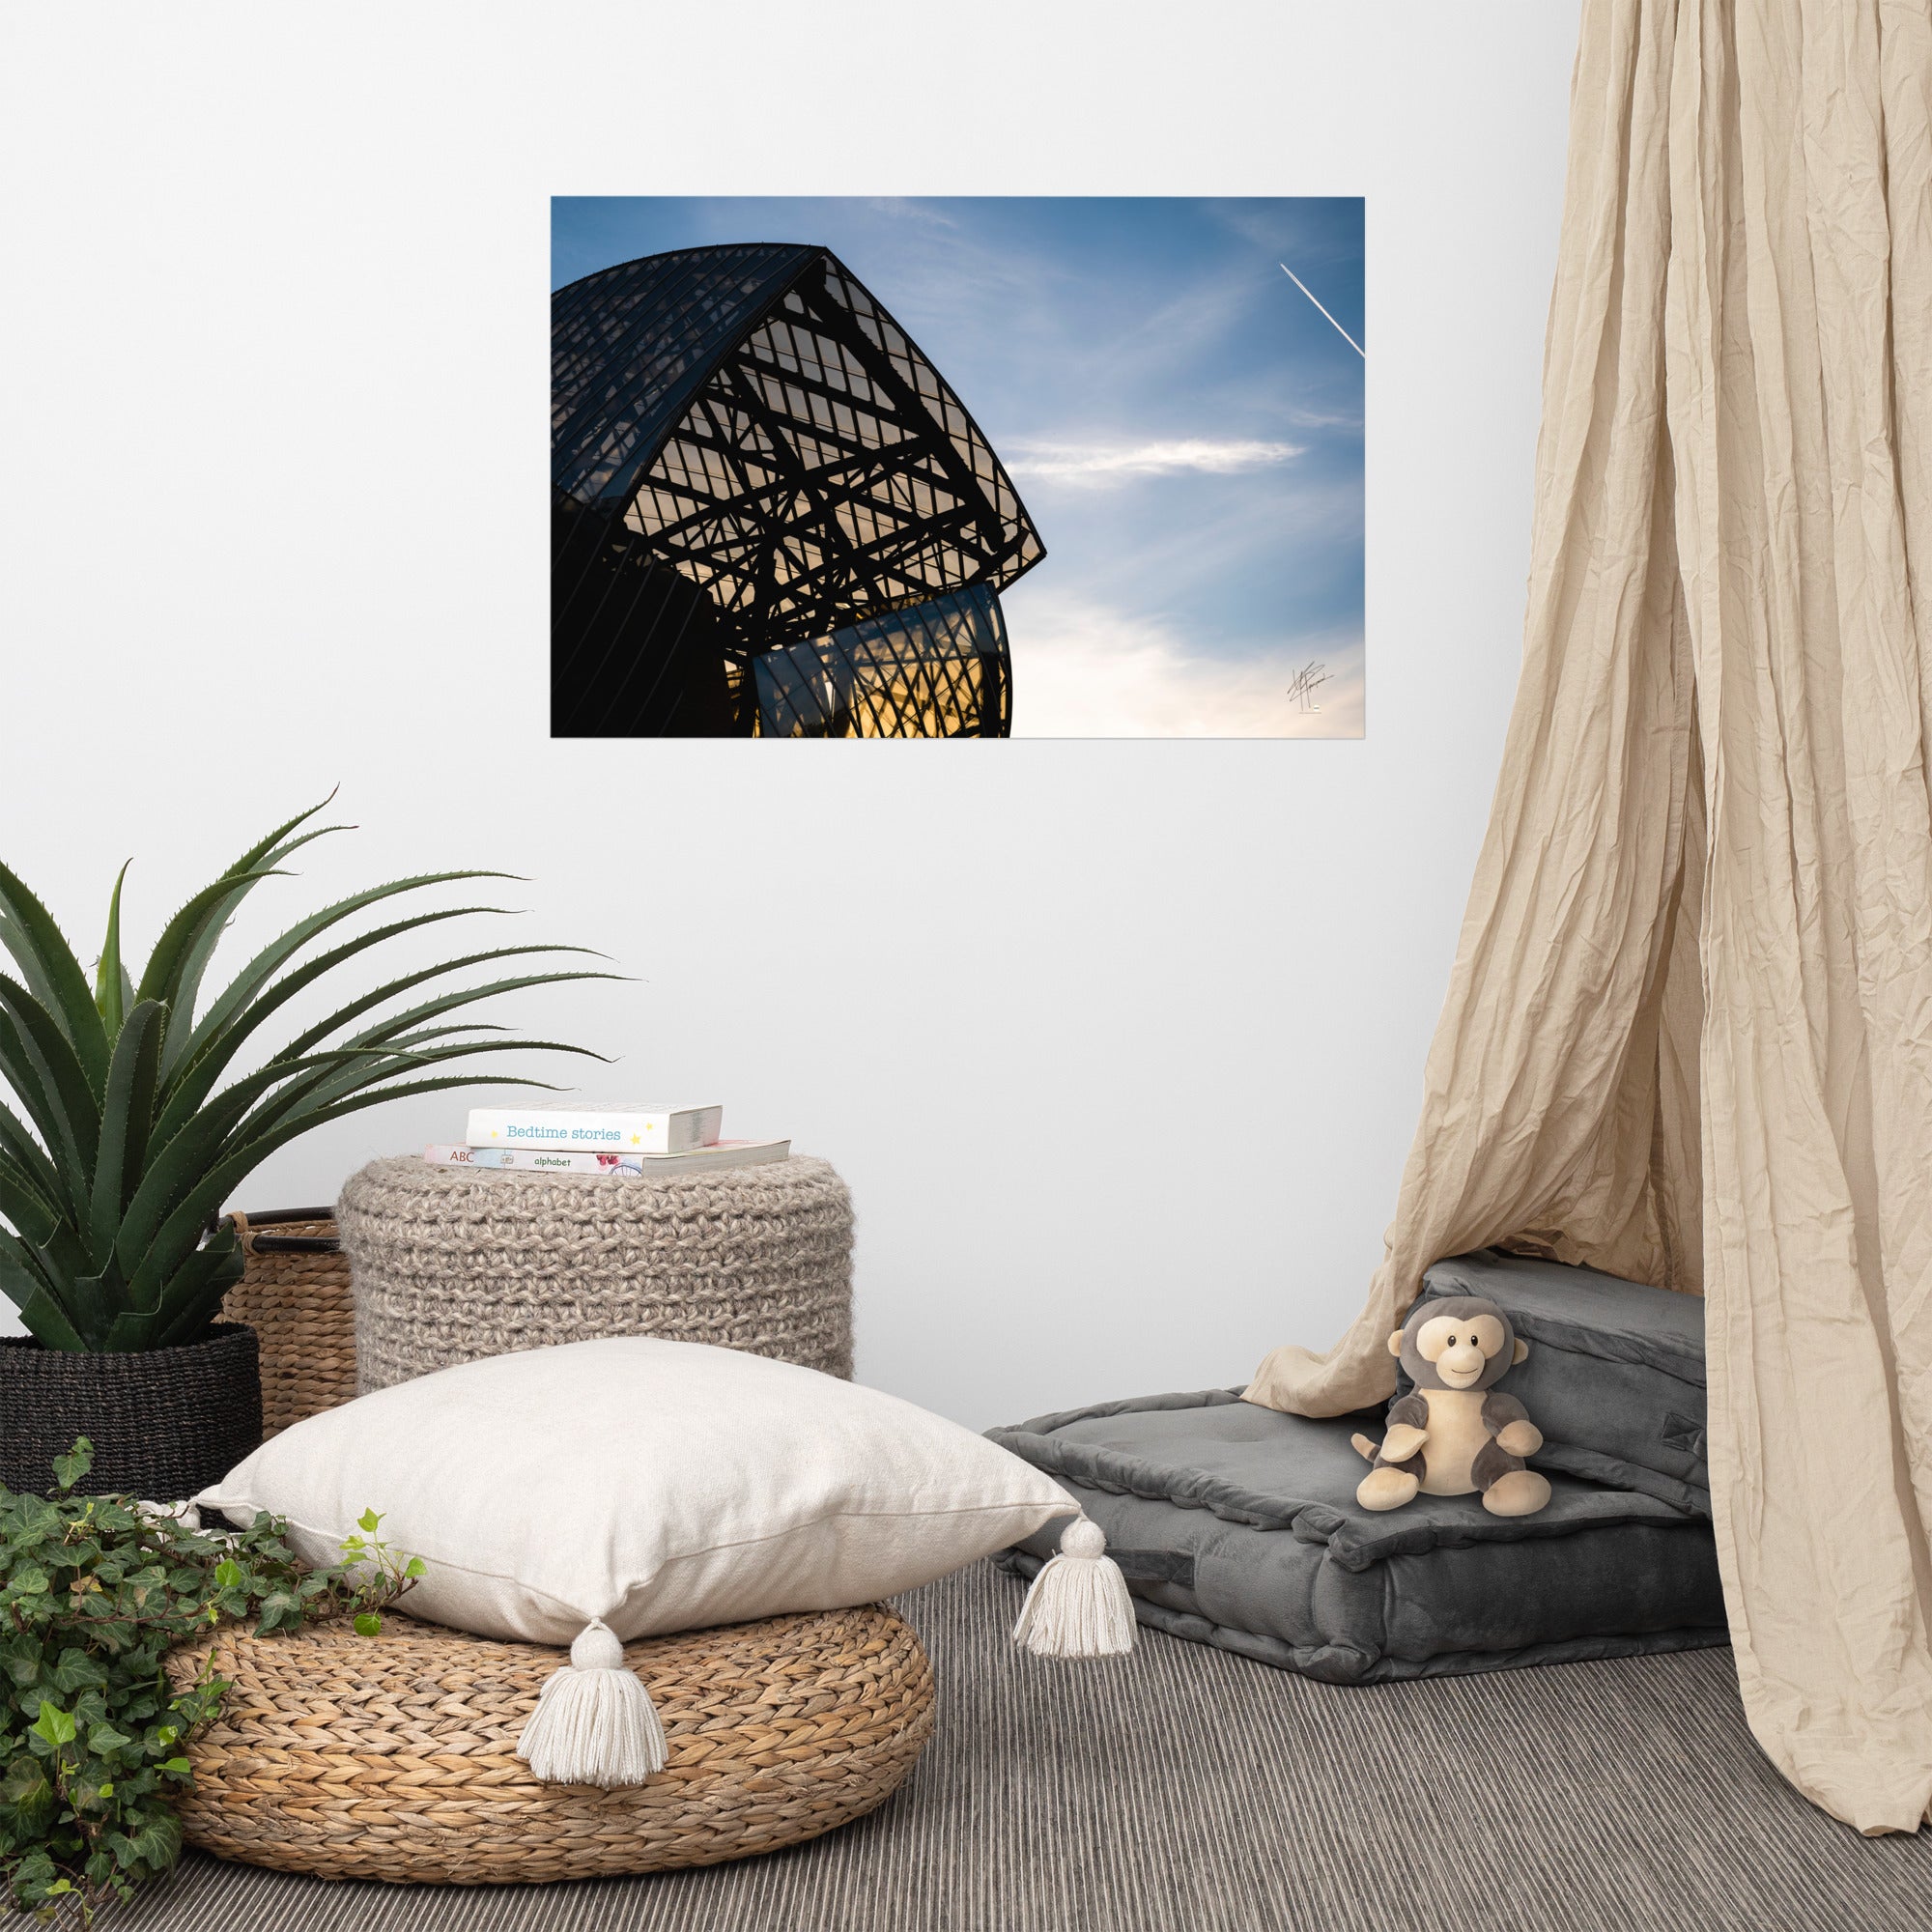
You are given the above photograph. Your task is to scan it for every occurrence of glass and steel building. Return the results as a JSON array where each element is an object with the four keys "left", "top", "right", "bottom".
[{"left": 552, "top": 244, "right": 1044, "bottom": 736}]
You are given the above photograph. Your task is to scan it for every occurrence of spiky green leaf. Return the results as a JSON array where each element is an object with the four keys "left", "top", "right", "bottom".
[
  {"left": 154, "top": 797, "right": 348, "bottom": 1077},
  {"left": 115, "top": 1236, "right": 242, "bottom": 1350},
  {"left": 270, "top": 953, "right": 617, "bottom": 1069},
  {"left": 14, "top": 1292, "right": 85, "bottom": 1351},
  {"left": 0, "top": 862, "right": 110, "bottom": 1094},
  {"left": 132, "top": 867, "right": 284, "bottom": 1014},
  {"left": 171, "top": 875, "right": 519, "bottom": 1079},
  {"left": 94, "top": 859, "right": 132, "bottom": 1039},
  {"left": 115, "top": 1049, "right": 406, "bottom": 1283},
  {"left": 156, "top": 908, "right": 549, "bottom": 1125},
  {"left": 0, "top": 1144, "right": 60, "bottom": 1252},
  {"left": 0, "top": 1139, "right": 62, "bottom": 1243},
  {"left": 236, "top": 1033, "right": 605, "bottom": 1151},
  {"left": 0, "top": 1235, "right": 84, "bottom": 1348},
  {"left": 0, "top": 1009, "right": 66, "bottom": 1199},
  {"left": 89, "top": 1000, "right": 165, "bottom": 1270},
  {"left": 0, "top": 973, "right": 100, "bottom": 1193}
]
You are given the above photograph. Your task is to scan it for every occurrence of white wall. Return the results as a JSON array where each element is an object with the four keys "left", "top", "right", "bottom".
[{"left": 0, "top": 2, "right": 1579, "bottom": 1427}]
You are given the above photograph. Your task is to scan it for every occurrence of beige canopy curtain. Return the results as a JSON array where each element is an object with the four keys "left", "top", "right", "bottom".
[{"left": 1248, "top": 0, "right": 1932, "bottom": 1835}]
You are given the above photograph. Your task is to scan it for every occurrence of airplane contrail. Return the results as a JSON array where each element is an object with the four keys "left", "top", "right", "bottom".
[{"left": 1280, "top": 265, "right": 1365, "bottom": 358}]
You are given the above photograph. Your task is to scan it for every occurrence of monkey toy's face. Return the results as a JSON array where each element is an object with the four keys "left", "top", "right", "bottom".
[{"left": 1387, "top": 1294, "right": 1527, "bottom": 1392}]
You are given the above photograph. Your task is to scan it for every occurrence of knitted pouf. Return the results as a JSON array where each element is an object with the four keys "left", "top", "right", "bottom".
[
  {"left": 167, "top": 1603, "right": 934, "bottom": 1884},
  {"left": 336, "top": 1155, "right": 854, "bottom": 1391}
]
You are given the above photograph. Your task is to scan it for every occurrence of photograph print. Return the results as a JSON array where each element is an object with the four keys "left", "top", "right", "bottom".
[{"left": 552, "top": 196, "right": 1364, "bottom": 739}]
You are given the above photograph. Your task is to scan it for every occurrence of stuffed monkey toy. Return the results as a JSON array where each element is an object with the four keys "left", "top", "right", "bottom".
[{"left": 1350, "top": 1294, "right": 1551, "bottom": 1517}]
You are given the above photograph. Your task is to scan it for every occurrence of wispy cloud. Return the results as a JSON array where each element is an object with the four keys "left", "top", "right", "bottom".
[
  {"left": 862, "top": 197, "right": 959, "bottom": 230},
  {"left": 1006, "top": 438, "right": 1302, "bottom": 487},
  {"left": 1006, "top": 591, "right": 1364, "bottom": 739},
  {"left": 1283, "top": 404, "right": 1363, "bottom": 434}
]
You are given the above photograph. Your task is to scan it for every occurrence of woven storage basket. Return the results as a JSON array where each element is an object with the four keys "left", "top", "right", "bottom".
[
  {"left": 336, "top": 1154, "right": 854, "bottom": 1392},
  {"left": 168, "top": 1603, "right": 933, "bottom": 1884},
  {"left": 0, "top": 1324, "right": 260, "bottom": 1500},
  {"left": 220, "top": 1208, "right": 358, "bottom": 1437}
]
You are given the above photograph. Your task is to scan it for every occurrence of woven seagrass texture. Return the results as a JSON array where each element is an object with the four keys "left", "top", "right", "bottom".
[
  {"left": 219, "top": 1211, "right": 357, "bottom": 1437},
  {"left": 336, "top": 1154, "right": 854, "bottom": 1391},
  {"left": 166, "top": 1602, "right": 933, "bottom": 1884},
  {"left": 0, "top": 1323, "right": 261, "bottom": 1499}
]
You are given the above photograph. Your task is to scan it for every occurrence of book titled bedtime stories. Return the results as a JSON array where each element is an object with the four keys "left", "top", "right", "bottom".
[{"left": 464, "top": 1103, "right": 724, "bottom": 1153}]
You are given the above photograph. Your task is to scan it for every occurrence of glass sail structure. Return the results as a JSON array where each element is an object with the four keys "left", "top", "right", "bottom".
[{"left": 553, "top": 244, "right": 1043, "bottom": 737}]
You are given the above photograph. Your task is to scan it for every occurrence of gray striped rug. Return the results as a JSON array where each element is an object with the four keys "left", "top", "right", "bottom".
[{"left": 128, "top": 1561, "right": 1931, "bottom": 1932}]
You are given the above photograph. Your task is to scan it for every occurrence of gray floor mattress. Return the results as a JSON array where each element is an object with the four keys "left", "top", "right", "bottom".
[
  {"left": 991, "top": 1389, "right": 1726, "bottom": 1683},
  {"left": 1421, "top": 1248, "right": 1710, "bottom": 1513}
]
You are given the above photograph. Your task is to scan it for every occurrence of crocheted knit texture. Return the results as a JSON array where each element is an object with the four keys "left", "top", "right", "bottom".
[{"left": 336, "top": 1155, "right": 853, "bottom": 1392}]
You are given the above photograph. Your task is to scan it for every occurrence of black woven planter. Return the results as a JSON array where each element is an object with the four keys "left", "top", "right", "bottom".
[{"left": 0, "top": 1323, "right": 263, "bottom": 1501}]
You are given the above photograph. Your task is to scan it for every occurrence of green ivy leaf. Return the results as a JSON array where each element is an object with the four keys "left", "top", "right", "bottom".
[
  {"left": 352, "top": 1611, "right": 382, "bottom": 1637},
  {"left": 356, "top": 1508, "right": 382, "bottom": 1534},
  {"left": 156, "top": 1757, "right": 192, "bottom": 1776},
  {"left": 70, "top": 1771, "right": 116, "bottom": 1812},
  {"left": 255, "top": 1586, "right": 298, "bottom": 1618},
  {"left": 1, "top": 1641, "right": 43, "bottom": 1687},
  {"left": 211, "top": 1557, "right": 243, "bottom": 1589},
  {"left": 11, "top": 1851, "right": 57, "bottom": 1895},
  {"left": 115, "top": 1810, "right": 181, "bottom": 1868},
  {"left": 404, "top": 1556, "right": 426, "bottom": 1579},
  {"left": 49, "top": 1437, "right": 94, "bottom": 1492},
  {"left": 0, "top": 1756, "right": 51, "bottom": 1807},
  {"left": 31, "top": 1701, "right": 75, "bottom": 1748},
  {"left": 49, "top": 1646, "right": 108, "bottom": 1694}
]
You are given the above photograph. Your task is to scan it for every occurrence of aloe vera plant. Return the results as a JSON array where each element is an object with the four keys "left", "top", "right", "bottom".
[{"left": 0, "top": 800, "right": 611, "bottom": 1352}]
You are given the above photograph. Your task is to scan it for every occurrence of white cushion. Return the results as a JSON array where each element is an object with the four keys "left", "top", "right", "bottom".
[{"left": 196, "top": 1338, "right": 1078, "bottom": 1645}]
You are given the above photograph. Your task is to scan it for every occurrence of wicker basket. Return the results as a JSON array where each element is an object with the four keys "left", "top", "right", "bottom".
[
  {"left": 168, "top": 1602, "right": 934, "bottom": 1884},
  {"left": 220, "top": 1208, "right": 357, "bottom": 1437},
  {"left": 0, "top": 1323, "right": 260, "bottom": 1500}
]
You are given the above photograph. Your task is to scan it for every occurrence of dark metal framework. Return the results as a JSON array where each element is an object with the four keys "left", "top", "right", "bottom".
[
  {"left": 753, "top": 583, "right": 1010, "bottom": 738},
  {"left": 552, "top": 244, "right": 1042, "bottom": 737}
]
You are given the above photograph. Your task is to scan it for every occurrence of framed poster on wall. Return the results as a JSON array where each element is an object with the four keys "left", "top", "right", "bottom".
[{"left": 553, "top": 197, "right": 1364, "bottom": 739}]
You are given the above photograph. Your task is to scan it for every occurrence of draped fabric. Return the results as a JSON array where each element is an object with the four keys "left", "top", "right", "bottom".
[{"left": 1247, "top": 0, "right": 1932, "bottom": 1833}]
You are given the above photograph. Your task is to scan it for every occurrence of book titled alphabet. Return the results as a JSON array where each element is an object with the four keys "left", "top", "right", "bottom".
[{"left": 426, "top": 1140, "right": 788, "bottom": 1177}]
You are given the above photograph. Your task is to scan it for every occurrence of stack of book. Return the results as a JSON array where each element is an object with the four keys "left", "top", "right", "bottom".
[{"left": 424, "top": 1104, "right": 789, "bottom": 1177}]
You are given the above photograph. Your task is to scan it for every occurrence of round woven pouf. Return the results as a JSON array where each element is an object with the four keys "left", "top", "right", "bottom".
[
  {"left": 336, "top": 1154, "right": 853, "bottom": 1391},
  {"left": 168, "top": 1603, "right": 933, "bottom": 1884}
]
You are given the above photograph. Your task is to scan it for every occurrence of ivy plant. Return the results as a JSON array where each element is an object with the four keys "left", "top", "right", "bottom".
[{"left": 0, "top": 1440, "right": 419, "bottom": 1923}]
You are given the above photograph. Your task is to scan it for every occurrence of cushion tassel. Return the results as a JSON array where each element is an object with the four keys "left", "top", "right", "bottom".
[
  {"left": 1011, "top": 1517, "right": 1136, "bottom": 1658},
  {"left": 516, "top": 1619, "right": 667, "bottom": 1785}
]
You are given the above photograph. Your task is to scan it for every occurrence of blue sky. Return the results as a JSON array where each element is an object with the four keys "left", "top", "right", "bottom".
[{"left": 554, "top": 197, "right": 1364, "bottom": 737}]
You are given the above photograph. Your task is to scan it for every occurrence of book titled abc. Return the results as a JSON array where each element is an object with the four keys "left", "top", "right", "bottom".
[{"left": 426, "top": 1141, "right": 789, "bottom": 1177}]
